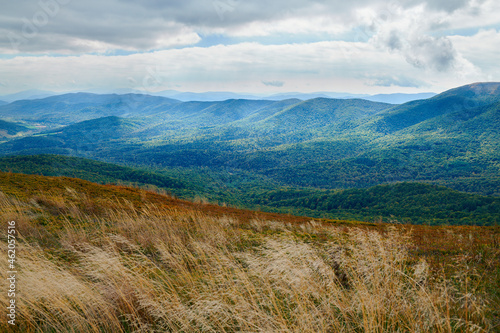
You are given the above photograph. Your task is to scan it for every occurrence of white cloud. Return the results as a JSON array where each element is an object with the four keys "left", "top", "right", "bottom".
[
  {"left": 450, "top": 29, "right": 500, "bottom": 70},
  {"left": 0, "top": 40, "right": 482, "bottom": 95},
  {"left": 221, "top": 16, "right": 347, "bottom": 37}
]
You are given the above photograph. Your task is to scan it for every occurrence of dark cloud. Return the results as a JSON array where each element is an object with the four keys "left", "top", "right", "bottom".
[
  {"left": 1, "top": 0, "right": 202, "bottom": 53},
  {"left": 386, "top": 30, "right": 402, "bottom": 50}
]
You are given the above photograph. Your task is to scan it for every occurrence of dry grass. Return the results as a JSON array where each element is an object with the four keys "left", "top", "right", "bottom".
[{"left": 1, "top": 185, "right": 499, "bottom": 332}]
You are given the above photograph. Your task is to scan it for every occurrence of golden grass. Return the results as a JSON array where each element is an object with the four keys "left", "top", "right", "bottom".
[{"left": 1, "top": 185, "right": 498, "bottom": 332}]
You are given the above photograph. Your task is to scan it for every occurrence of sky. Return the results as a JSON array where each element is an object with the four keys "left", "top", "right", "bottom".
[{"left": 0, "top": 0, "right": 499, "bottom": 95}]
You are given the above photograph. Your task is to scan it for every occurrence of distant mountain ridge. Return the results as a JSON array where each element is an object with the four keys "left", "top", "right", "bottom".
[
  {"left": 1, "top": 89, "right": 436, "bottom": 104},
  {"left": 0, "top": 89, "right": 58, "bottom": 103}
]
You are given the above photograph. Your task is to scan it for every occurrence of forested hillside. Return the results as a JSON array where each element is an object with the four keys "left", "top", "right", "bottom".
[{"left": 2, "top": 155, "right": 499, "bottom": 225}]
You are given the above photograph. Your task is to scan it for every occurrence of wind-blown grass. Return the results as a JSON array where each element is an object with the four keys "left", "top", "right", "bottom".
[{"left": 0, "top": 187, "right": 498, "bottom": 332}]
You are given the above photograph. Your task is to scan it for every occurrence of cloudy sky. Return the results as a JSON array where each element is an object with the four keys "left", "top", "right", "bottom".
[{"left": 0, "top": 0, "right": 499, "bottom": 95}]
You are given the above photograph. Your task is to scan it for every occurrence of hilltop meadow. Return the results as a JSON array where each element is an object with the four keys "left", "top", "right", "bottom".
[{"left": 1, "top": 172, "right": 499, "bottom": 332}]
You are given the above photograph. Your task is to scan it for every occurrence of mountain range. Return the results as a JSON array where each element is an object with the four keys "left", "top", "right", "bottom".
[
  {"left": 0, "top": 82, "right": 498, "bottom": 224},
  {"left": 0, "top": 89, "right": 436, "bottom": 104}
]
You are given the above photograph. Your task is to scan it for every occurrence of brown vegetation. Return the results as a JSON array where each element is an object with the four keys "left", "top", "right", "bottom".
[{"left": 1, "top": 172, "right": 499, "bottom": 332}]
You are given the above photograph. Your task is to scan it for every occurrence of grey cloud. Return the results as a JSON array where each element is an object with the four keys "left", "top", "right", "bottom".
[
  {"left": 424, "top": 0, "right": 470, "bottom": 12},
  {"left": 377, "top": 27, "right": 457, "bottom": 72},
  {"left": 386, "top": 31, "right": 402, "bottom": 50},
  {"left": 1, "top": 0, "right": 203, "bottom": 53},
  {"left": 262, "top": 80, "right": 284, "bottom": 87},
  {"left": 401, "top": 0, "right": 471, "bottom": 12},
  {"left": 404, "top": 36, "right": 456, "bottom": 71}
]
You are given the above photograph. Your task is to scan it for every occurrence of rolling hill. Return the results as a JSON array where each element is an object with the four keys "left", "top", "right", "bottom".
[{"left": 0, "top": 116, "right": 148, "bottom": 156}]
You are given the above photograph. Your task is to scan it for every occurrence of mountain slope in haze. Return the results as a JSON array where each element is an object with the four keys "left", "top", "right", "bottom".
[
  {"left": 366, "top": 82, "right": 500, "bottom": 134},
  {"left": 150, "top": 99, "right": 303, "bottom": 130},
  {"left": 191, "top": 99, "right": 276, "bottom": 125},
  {"left": 365, "top": 92, "right": 436, "bottom": 104},
  {"left": 258, "top": 98, "right": 392, "bottom": 131},
  {"left": 0, "top": 92, "right": 181, "bottom": 126},
  {"left": 151, "top": 99, "right": 277, "bottom": 127},
  {"left": 0, "top": 100, "right": 7, "bottom": 106},
  {"left": 236, "top": 99, "right": 303, "bottom": 123}
]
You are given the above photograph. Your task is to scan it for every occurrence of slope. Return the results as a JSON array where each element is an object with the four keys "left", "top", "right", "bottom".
[
  {"left": 0, "top": 171, "right": 497, "bottom": 332},
  {"left": 0, "top": 116, "right": 146, "bottom": 156},
  {"left": 365, "top": 82, "right": 500, "bottom": 134},
  {"left": 0, "top": 119, "right": 31, "bottom": 138},
  {"left": 0, "top": 171, "right": 320, "bottom": 224},
  {"left": 0, "top": 154, "right": 186, "bottom": 192},
  {"left": 252, "top": 182, "right": 500, "bottom": 225},
  {"left": 258, "top": 84, "right": 500, "bottom": 193},
  {"left": 258, "top": 98, "right": 392, "bottom": 131},
  {"left": 179, "top": 99, "right": 276, "bottom": 126}
]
